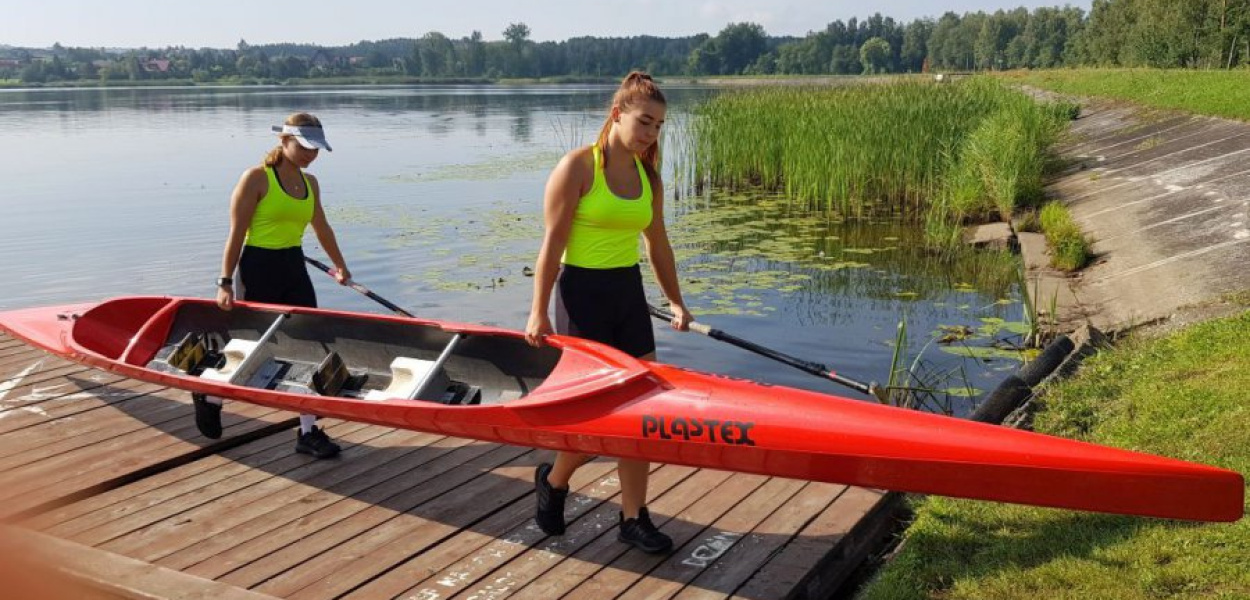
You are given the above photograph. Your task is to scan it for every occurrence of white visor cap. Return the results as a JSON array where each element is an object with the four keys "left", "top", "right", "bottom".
[{"left": 272, "top": 124, "right": 332, "bottom": 151}]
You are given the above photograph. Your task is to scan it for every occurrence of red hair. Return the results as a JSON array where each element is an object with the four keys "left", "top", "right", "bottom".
[{"left": 596, "top": 71, "right": 666, "bottom": 173}]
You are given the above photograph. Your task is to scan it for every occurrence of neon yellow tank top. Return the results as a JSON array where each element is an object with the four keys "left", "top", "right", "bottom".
[
  {"left": 245, "top": 167, "right": 315, "bottom": 249},
  {"left": 561, "top": 146, "right": 654, "bottom": 268}
]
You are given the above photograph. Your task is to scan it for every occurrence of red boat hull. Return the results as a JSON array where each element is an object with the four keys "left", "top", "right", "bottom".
[{"left": 0, "top": 297, "right": 1243, "bottom": 522}]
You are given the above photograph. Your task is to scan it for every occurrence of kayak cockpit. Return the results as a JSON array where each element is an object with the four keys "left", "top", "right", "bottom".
[{"left": 74, "top": 297, "right": 563, "bottom": 405}]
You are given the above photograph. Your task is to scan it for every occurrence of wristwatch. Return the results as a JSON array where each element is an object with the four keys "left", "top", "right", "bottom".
[{"left": 216, "top": 277, "right": 233, "bottom": 287}]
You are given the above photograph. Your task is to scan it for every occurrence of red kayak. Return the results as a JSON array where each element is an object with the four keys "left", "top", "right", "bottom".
[{"left": 0, "top": 296, "right": 1242, "bottom": 522}]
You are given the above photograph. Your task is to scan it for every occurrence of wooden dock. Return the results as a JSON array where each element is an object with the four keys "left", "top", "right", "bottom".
[{"left": 0, "top": 332, "right": 900, "bottom": 599}]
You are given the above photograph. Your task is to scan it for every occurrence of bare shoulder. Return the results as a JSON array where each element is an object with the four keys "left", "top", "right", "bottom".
[
  {"left": 238, "top": 165, "right": 267, "bottom": 186},
  {"left": 241, "top": 165, "right": 267, "bottom": 179},
  {"left": 549, "top": 145, "right": 595, "bottom": 192},
  {"left": 558, "top": 145, "right": 594, "bottom": 176}
]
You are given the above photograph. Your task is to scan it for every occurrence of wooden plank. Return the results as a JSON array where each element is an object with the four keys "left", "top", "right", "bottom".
[
  {"left": 26, "top": 426, "right": 303, "bottom": 535},
  {"left": 0, "top": 346, "right": 56, "bottom": 372},
  {"left": 424, "top": 464, "right": 718, "bottom": 600},
  {"left": 0, "top": 400, "right": 295, "bottom": 520},
  {"left": 69, "top": 421, "right": 373, "bottom": 549},
  {"left": 670, "top": 482, "right": 848, "bottom": 599},
  {"left": 0, "top": 391, "right": 195, "bottom": 464},
  {"left": 496, "top": 468, "right": 742, "bottom": 600},
  {"left": 596, "top": 477, "right": 807, "bottom": 599},
  {"left": 530, "top": 472, "right": 770, "bottom": 600},
  {"left": 737, "top": 489, "right": 901, "bottom": 600},
  {"left": 0, "top": 377, "right": 165, "bottom": 435},
  {"left": 0, "top": 390, "right": 277, "bottom": 494},
  {"left": 0, "top": 348, "right": 76, "bottom": 376},
  {"left": 0, "top": 362, "right": 90, "bottom": 393},
  {"left": 186, "top": 441, "right": 518, "bottom": 582},
  {"left": 155, "top": 429, "right": 454, "bottom": 571},
  {"left": 328, "top": 460, "right": 647, "bottom": 600},
  {"left": 0, "top": 335, "right": 28, "bottom": 350},
  {"left": 345, "top": 460, "right": 645, "bottom": 600},
  {"left": 246, "top": 447, "right": 542, "bottom": 597},
  {"left": 98, "top": 422, "right": 397, "bottom": 559},
  {"left": 2, "top": 526, "right": 278, "bottom": 600}
]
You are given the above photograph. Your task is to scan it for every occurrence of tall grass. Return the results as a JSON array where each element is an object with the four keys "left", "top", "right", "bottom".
[{"left": 683, "top": 77, "right": 1071, "bottom": 248}]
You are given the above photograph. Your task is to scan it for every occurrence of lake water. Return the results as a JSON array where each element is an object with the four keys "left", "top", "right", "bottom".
[{"left": 0, "top": 85, "right": 1027, "bottom": 409}]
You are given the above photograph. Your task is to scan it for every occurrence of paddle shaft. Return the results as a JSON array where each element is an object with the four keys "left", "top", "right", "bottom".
[
  {"left": 647, "top": 304, "right": 881, "bottom": 399},
  {"left": 303, "top": 256, "right": 415, "bottom": 318}
]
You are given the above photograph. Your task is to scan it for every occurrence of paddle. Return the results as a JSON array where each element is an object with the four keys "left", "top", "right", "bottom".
[
  {"left": 647, "top": 304, "right": 887, "bottom": 402},
  {"left": 303, "top": 256, "right": 415, "bottom": 318}
]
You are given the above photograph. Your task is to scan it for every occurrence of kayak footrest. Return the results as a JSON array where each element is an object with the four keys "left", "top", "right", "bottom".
[
  {"left": 312, "top": 351, "right": 350, "bottom": 396},
  {"left": 166, "top": 332, "right": 209, "bottom": 373}
]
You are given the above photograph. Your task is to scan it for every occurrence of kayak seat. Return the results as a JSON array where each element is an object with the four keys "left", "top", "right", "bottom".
[
  {"left": 200, "top": 338, "right": 269, "bottom": 384},
  {"left": 364, "top": 356, "right": 451, "bottom": 402}
]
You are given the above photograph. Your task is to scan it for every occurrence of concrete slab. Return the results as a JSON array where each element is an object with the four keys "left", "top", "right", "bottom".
[
  {"left": 963, "top": 222, "right": 1014, "bottom": 249},
  {"left": 1034, "top": 92, "right": 1250, "bottom": 333}
]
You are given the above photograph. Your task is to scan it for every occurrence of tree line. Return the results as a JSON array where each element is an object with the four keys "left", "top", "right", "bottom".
[{"left": 5, "top": 1, "right": 1249, "bottom": 84}]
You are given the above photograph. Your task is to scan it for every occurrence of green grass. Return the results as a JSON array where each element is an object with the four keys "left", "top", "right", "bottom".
[
  {"left": 1003, "top": 68, "right": 1250, "bottom": 121},
  {"left": 858, "top": 309, "right": 1250, "bottom": 600},
  {"left": 1039, "top": 202, "right": 1091, "bottom": 271}
]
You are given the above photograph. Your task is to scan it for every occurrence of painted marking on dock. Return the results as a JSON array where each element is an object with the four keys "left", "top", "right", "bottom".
[
  {"left": 681, "top": 531, "right": 743, "bottom": 568},
  {"left": 0, "top": 358, "right": 47, "bottom": 402}
]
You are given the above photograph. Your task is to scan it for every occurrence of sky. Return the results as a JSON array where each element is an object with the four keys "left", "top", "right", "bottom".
[{"left": 3, "top": 0, "right": 1093, "bottom": 49}]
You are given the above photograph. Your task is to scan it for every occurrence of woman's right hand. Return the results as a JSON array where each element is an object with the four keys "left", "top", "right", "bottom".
[
  {"left": 216, "top": 286, "right": 235, "bottom": 311},
  {"left": 525, "top": 311, "right": 552, "bottom": 347}
]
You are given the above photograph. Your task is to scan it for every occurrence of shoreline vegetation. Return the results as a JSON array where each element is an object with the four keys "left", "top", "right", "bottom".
[
  {"left": 671, "top": 69, "right": 1246, "bottom": 598},
  {"left": 857, "top": 304, "right": 1250, "bottom": 600},
  {"left": 680, "top": 76, "right": 1073, "bottom": 251},
  {"left": 4, "top": 0, "right": 1246, "bottom": 88}
]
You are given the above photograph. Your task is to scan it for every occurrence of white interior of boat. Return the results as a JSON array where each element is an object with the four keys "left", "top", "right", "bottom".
[
  {"left": 145, "top": 304, "right": 559, "bottom": 406},
  {"left": 364, "top": 356, "right": 448, "bottom": 401}
]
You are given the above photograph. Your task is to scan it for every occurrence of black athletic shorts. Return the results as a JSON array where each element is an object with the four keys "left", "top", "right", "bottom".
[
  {"left": 239, "top": 246, "right": 317, "bottom": 308},
  {"left": 554, "top": 264, "right": 655, "bottom": 358}
]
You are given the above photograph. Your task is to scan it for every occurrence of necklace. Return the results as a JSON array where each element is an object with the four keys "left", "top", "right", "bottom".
[{"left": 279, "top": 168, "right": 305, "bottom": 197}]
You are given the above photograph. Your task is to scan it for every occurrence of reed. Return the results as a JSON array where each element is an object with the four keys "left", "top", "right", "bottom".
[{"left": 683, "top": 77, "right": 1069, "bottom": 247}]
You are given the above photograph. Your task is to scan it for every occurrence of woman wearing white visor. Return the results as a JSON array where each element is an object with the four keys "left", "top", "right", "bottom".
[{"left": 206, "top": 112, "right": 351, "bottom": 458}]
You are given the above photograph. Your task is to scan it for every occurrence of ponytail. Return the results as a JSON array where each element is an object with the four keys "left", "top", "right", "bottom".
[{"left": 596, "top": 71, "right": 666, "bottom": 173}]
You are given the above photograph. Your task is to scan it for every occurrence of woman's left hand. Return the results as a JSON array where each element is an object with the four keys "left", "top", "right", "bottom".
[
  {"left": 668, "top": 303, "right": 693, "bottom": 331},
  {"left": 333, "top": 266, "right": 352, "bottom": 285}
]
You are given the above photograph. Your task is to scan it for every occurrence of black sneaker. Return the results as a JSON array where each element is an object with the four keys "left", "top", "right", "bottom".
[
  {"left": 534, "top": 462, "right": 568, "bottom": 535},
  {"left": 295, "top": 426, "right": 341, "bottom": 459},
  {"left": 192, "top": 393, "right": 222, "bottom": 439},
  {"left": 618, "top": 507, "right": 672, "bottom": 554}
]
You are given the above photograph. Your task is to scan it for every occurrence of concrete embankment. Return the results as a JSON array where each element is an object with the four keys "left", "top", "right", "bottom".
[{"left": 1031, "top": 95, "right": 1250, "bottom": 334}]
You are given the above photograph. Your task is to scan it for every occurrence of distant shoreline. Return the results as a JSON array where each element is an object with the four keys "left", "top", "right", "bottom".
[{"left": 0, "top": 73, "right": 938, "bottom": 91}]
